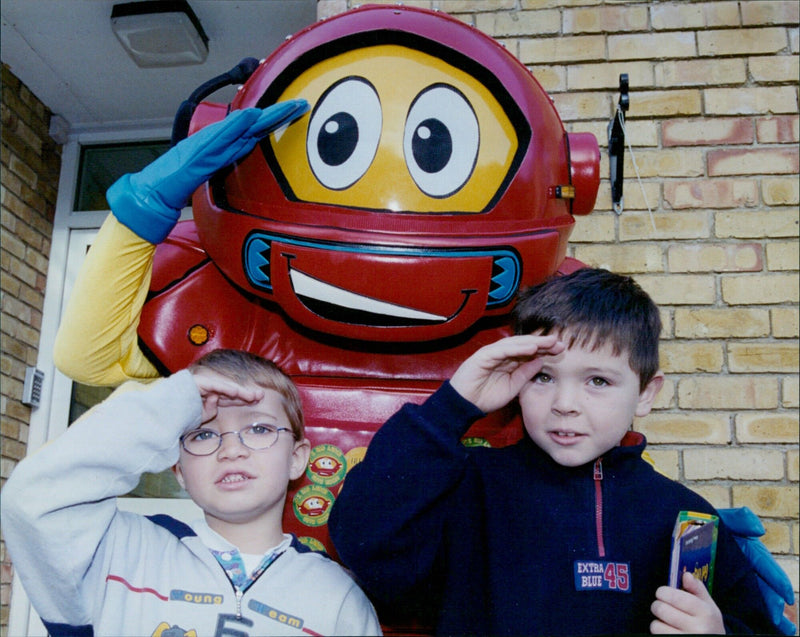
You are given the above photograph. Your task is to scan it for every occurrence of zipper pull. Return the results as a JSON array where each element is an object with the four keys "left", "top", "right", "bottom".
[
  {"left": 594, "top": 458, "right": 603, "bottom": 481},
  {"left": 235, "top": 588, "right": 243, "bottom": 619}
]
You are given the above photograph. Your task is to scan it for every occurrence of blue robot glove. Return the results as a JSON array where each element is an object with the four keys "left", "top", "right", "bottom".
[
  {"left": 718, "top": 507, "right": 796, "bottom": 635},
  {"left": 107, "top": 100, "right": 309, "bottom": 244}
]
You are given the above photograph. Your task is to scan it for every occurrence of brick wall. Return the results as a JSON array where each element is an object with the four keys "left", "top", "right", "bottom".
[
  {"left": 0, "top": 65, "right": 61, "bottom": 632},
  {"left": 321, "top": 0, "right": 800, "bottom": 621}
]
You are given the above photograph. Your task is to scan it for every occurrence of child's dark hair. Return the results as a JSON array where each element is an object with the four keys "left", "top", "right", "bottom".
[
  {"left": 189, "top": 349, "right": 304, "bottom": 439},
  {"left": 512, "top": 268, "right": 661, "bottom": 390}
]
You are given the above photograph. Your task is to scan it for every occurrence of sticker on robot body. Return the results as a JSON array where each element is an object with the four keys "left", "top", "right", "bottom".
[
  {"left": 574, "top": 560, "right": 631, "bottom": 593},
  {"left": 293, "top": 484, "right": 334, "bottom": 526},
  {"left": 306, "top": 444, "right": 347, "bottom": 486},
  {"left": 297, "top": 536, "right": 327, "bottom": 553}
]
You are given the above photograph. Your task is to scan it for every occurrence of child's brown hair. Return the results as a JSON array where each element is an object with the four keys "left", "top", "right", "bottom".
[
  {"left": 512, "top": 268, "right": 661, "bottom": 391},
  {"left": 190, "top": 349, "right": 304, "bottom": 438}
]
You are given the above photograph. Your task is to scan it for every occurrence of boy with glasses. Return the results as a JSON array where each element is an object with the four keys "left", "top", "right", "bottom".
[{"left": 2, "top": 349, "right": 380, "bottom": 636}]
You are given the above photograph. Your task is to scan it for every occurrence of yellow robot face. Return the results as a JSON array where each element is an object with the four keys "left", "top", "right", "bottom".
[{"left": 269, "top": 45, "right": 519, "bottom": 213}]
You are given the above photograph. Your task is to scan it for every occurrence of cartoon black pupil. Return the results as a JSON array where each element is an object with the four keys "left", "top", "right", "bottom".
[
  {"left": 318, "top": 112, "right": 358, "bottom": 166},
  {"left": 413, "top": 118, "right": 452, "bottom": 173}
]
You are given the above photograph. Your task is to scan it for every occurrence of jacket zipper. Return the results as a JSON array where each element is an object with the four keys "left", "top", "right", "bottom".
[
  {"left": 594, "top": 458, "right": 606, "bottom": 558},
  {"left": 235, "top": 588, "right": 243, "bottom": 618}
]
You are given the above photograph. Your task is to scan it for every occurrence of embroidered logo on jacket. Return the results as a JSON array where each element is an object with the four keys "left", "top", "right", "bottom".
[
  {"left": 170, "top": 589, "right": 224, "bottom": 605},
  {"left": 248, "top": 599, "right": 304, "bottom": 630},
  {"left": 574, "top": 560, "right": 631, "bottom": 592}
]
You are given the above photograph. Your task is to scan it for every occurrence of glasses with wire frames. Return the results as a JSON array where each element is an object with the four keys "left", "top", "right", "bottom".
[{"left": 180, "top": 423, "right": 293, "bottom": 456}]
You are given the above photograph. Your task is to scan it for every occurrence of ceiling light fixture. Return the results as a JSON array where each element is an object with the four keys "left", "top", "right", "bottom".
[{"left": 111, "top": 0, "right": 209, "bottom": 68}]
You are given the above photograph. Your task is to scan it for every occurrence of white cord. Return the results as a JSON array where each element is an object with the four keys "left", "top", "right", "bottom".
[{"left": 615, "top": 107, "right": 656, "bottom": 232}]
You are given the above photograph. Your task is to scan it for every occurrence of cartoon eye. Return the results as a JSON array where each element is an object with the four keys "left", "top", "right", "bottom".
[
  {"left": 404, "top": 84, "right": 479, "bottom": 198},
  {"left": 307, "top": 77, "right": 381, "bottom": 190}
]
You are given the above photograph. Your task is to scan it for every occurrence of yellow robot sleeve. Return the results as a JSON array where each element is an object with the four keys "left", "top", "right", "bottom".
[{"left": 53, "top": 215, "right": 160, "bottom": 386}]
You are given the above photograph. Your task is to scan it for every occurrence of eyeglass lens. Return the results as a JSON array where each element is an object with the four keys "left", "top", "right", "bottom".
[{"left": 182, "top": 424, "right": 284, "bottom": 455}]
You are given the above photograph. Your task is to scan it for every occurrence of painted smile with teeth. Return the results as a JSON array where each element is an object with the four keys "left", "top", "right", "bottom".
[{"left": 290, "top": 269, "right": 446, "bottom": 323}]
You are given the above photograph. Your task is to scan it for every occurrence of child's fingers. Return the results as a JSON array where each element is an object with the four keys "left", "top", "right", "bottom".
[
  {"left": 650, "top": 576, "right": 724, "bottom": 634},
  {"left": 681, "top": 571, "right": 712, "bottom": 601},
  {"left": 651, "top": 587, "right": 687, "bottom": 630}
]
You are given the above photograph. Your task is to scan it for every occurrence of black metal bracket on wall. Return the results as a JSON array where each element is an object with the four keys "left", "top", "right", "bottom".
[{"left": 608, "top": 73, "right": 629, "bottom": 214}]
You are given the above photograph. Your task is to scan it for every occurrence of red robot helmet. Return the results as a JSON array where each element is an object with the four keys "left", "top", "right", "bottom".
[{"left": 189, "top": 4, "right": 599, "bottom": 343}]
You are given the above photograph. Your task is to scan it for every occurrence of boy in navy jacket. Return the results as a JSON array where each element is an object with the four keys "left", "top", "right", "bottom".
[{"left": 329, "top": 268, "right": 777, "bottom": 635}]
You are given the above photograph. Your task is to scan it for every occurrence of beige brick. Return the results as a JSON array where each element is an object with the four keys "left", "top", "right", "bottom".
[
  {"left": 762, "top": 520, "right": 793, "bottom": 553},
  {"left": 659, "top": 308, "right": 673, "bottom": 339},
  {"left": 316, "top": 0, "right": 348, "bottom": 19},
  {"left": 653, "top": 377, "right": 676, "bottom": 410},
  {"left": 8, "top": 156, "right": 38, "bottom": 190},
  {"left": 767, "top": 241, "right": 800, "bottom": 271},
  {"left": 550, "top": 91, "right": 607, "bottom": 122},
  {"left": 626, "top": 149, "right": 705, "bottom": 178},
  {"left": 662, "top": 118, "right": 754, "bottom": 147},
  {"left": 684, "top": 447, "right": 785, "bottom": 480},
  {"left": 620, "top": 213, "right": 710, "bottom": 241},
  {"left": 564, "top": 5, "right": 648, "bottom": 33},
  {"left": 678, "top": 376, "right": 779, "bottom": 409},
  {"left": 772, "top": 308, "right": 799, "bottom": 338},
  {"left": 665, "top": 179, "right": 758, "bottom": 210},
  {"left": 518, "top": 35, "right": 605, "bottom": 65},
  {"left": 756, "top": 115, "right": 800, "bottom": 144},
  {"left": 688, "top": 484, "right": 731, "bottom": 510},
  {"left": 655, "top": 58, "right": 747, "bottom": 88},
  {"left": 635, "top": 412, "right": 730, "bottom": 444},
  {"left": 651, "top": 2, "right": 740, "bottom": 30},
  {"left": 733, "top": 485, "right": 799, "bottom": 518},
  {"left": 440, "top": 0, "right": 516, "bottom": 13},
  {"left": 641, "top": 447, "right": 680, "bottom": 480},
  {"left": 705, "top": 86, "right": 799, "bottom": 116},
  {"left": 741, "top": 1, "right": 800, "bottom": 26},
  {"left": 698, "top": 27, "right": 788, "bottom": 56},
  {"left": 637, "top": 274, "right": 716, "bottom": 305},
  {"left": 668, "top": 243, "right": 762, "bottom": 273},
  {"left": 659, "top": 342, "right": 724, "bottom": 373},
  {"left": 569, "top": 213, "right": 616, "bottom": 242},
  {"left": 763, "top": 177, "right": 800, "bottom": 206},
  {"left": 736, "top": 412, "right": 799, "bottom": 443},
  {"left": 750, "top": 54, "right": 800, "bottom": 84},
  {"left": 609, "top": 32, "right": 696, "bottom": 60},
  {"left": 621, "top": 89, "right": 702, "bottom": 118},
  {"left": 527, "top": 64, "right": 566, "bottom": 92},
  {"left": 566, "top": 62, "right": 653, "bottom": 91},
  {"left": 721, "top": 273, "right": 799, "bottom": 304},
  {"left": 784, "top": 377, "right": 799, "bottom": 408},
  {"left": 571, "top": 244, "right": 662, "bottom": 273},
  {"left": 715, "top": 209, "right": 799, "bottom": 238},
  {"left": 520, "top": 0, "right": 593, "bottom": 7},
  {"left": 729, "top": 342, "right": 800, "bottom": 373},
  {"left": 675, "top": 308, "right": 771, "bottom": 338},
  {"left": 708, "top": 147, "right": 799, "bottom": 176},
  {"left": 592, "top": 180, "right": 660, "bottom": 214},
  {"left": 788, "top": 448, "right": 799, "bottom": 481},
  {"left": 476, "top": 9, "right": 560, "bottom": 37}
]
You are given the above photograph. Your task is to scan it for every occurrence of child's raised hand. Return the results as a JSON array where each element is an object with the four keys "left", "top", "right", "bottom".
[
  {"left": 189, "top": 367, "right": 264, "bottom": 424},
  {"left": 450, "top": 334, "right": 564, "bottom": 413},
  {"left": 650, "top": 572, "right": 724, "bottom": 634}
]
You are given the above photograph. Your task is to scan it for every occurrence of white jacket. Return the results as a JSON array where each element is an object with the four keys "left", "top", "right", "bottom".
[{"left": 1, "top": 371, "right": 381, "bottom": 636}]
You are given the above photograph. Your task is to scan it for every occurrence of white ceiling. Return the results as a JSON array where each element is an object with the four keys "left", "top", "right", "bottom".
[{"left": 1, "top": 0, "right": 318, "bottom": 135}]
